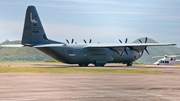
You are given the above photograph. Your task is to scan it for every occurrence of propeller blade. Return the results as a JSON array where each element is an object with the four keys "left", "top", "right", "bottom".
[
  {"left": 125, "top": 38, "right": 128, "bottom": 43},
  {"left": 124, "top": 48, "right": 128, "bottom": 55},
  {"left": 89, "top": 39, "right": 92, "bottom": 43},
  {"left": 141, "top": 51, "right": 144, "bottom": 56},
  {"left": 120, "top": 52, "right": 123, "bottom": 56},
  {"left": 145, "top": 37, "right": 147, "bottom": 43},
  {"left": 71, "top": 39, "right": 74, "bottom": 44},
  {"left": 83, "top": 39, "right": 87, "bottom": 43},
  {"left": 139, "top": 37, "right": 150, "bottom": 55},
  {"left": 145, "top": 48, "right": 149, "bottom": 55},
  {"left": 66, "top": 39, "right": 69, "bottom": 44},
  {"left": 138, "top": 39, "right": 142, "bottom": 43},
  {"left": 119, "top": 39, "right": 122, "bottom": 43}
]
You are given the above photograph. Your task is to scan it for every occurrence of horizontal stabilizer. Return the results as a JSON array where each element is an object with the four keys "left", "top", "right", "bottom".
[
  {"left": 33, "top": 44, "right": 65, "bottom": 47},
  {"left": 0, "top": 43, "right": 65, "bottom": 48},
  {"left": 1, "top": 44, "right": 24, "bottom": 47}
]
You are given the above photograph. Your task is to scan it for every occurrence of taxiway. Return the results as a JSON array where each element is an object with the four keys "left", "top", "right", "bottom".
[{"left": 0, "top": 63, "right": 180, "bottom": 101}]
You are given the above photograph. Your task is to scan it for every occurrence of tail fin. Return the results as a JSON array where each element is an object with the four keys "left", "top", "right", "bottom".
[{"left": 22, "top": 6, "right": 57, "bottom": 45}]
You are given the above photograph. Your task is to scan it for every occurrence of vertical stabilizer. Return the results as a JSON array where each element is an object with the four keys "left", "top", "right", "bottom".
[{"left": 22, "top": 6, "right": 55, "bottom": 45}]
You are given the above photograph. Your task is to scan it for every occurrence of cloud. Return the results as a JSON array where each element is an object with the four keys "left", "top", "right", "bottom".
[
  {"left": 0, "top": 18, "right": 178, "bottom": 46},
  {"left": 154, "top": 15, "right": 180, "bottom": 21},
  {"left": 54, "top": 0, "right": 119, "bottom": 5},
  {"left": 0, "top": 19, "right": 144, "bottom": 43},
  {"left": 44, "top": 22, "right": 179, "bottom": 47},
  {"left": 39, "top": 4, "right": 80, "bottom": 10},
  {"left": 70, "top": 11, "right": 153, "bottom": 15},
  {"left": 43, "top": 22, "right": 150, "bottom": 43}
]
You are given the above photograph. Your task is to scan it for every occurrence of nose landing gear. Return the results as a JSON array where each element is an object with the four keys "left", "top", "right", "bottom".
[{"left": 126, "top": 62, "right": 132, "bottom": 66}]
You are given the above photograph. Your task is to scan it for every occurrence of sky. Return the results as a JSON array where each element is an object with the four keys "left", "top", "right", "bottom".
[{"left": 0, "top": 0, "right": 180, "bottom": 47}]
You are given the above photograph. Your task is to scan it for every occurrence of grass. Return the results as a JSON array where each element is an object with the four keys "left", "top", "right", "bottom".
[{"left": 0, "top": 66, "right": 162, "bottom": 74}]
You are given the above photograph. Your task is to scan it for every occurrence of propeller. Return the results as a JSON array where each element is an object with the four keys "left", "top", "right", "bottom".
[
  {"left": 138, "top": 37, "right": 149, "bottom": 55},
  {"left": 118, "top": 38, "right": 128, "bottom": 55},
  {"left": 83, "top": 39, "right": 87, "bottom": 43},
  {"left": 83, "top": 39, "right": 92, "bottom": 43},
  {"left": 66, "top": 39, "right": 74, "bottom": 44},
  {"left": 89, "top": 39, "right": 92, "bottom": 43},
  {"left": 119, "top": 38, "right": 128, "bottom": 43},
  {"left": 125, "top": 38, "right": 128, "bottom": 43},
  {"left": 71, "top": 39, "right": 74, "bottom": 44},
  {"left": 124, "top": 49, "right": 128, "bottom": 55},
  {"left": 66, "top": 39, "right": 69, "bottom": 44},
  {"left": 119, "top": 39, "right": 122, "bottom": 43}
]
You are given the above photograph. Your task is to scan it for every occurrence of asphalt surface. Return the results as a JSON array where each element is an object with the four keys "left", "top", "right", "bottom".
[{"left": 0, "top": 63, "right": 180, "bottom": 101}]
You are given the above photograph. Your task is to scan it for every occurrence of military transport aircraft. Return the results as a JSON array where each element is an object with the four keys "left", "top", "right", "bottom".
[{"left": 1, "top": 5, "right": 176, "bottom": 66}]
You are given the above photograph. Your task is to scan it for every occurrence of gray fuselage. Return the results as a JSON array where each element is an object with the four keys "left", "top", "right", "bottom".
[{"left": 36, "top": 44, "right": 141, "bottom": 65}]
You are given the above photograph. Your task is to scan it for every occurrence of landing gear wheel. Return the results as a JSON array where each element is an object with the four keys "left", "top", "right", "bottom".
[
  {"left": 78, "top": 64, "right": 89, "bottom": 67},
  {"left": 79, "top": 64, "right": 83, "bottom": 67},
  {"left": 126, "top": 62, "right": 132, "bottom": 66},
  {"left": 94, "top": 64, "right": 105, "bottom": 67},
  {"left": 83, "top": 64, "right": 89, "bottom": 66},
  {"left": 94, "top": 64, "right": 99, "bottom": 66},
  {"left": 100, "top": 64, "right": 105, "bottom": 67}
]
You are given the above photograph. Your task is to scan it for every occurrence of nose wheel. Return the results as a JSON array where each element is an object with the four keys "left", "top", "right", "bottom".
[
  {"left": 78, "top": 63, "right": 89, "bottom": 67},
  {"left": 126, "top": 62, "right": 132, "bottom": 66}
]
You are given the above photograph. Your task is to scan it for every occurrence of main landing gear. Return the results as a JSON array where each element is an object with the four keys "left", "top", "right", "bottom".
[
  {"left": 94, "top": 63, "right": 105, "bottom": 67},
  {"left": 94, "top": 60, "right": 106, "bottom": 67}
]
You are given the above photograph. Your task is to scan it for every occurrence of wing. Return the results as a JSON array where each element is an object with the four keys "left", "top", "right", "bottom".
[
  {"left": 84, "top": 43, "right": 176, "bottom": 48},
  {"left": 0, "top": 44, "right": 65, "bottom": 48},
  {"left": 84, "top": 43, "right": 176, "bottom": 53}
]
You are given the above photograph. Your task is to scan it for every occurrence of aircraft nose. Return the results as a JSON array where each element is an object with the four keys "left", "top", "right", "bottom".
[{"left": 154, "top": 62, "right": 159, "bottom": 65}]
